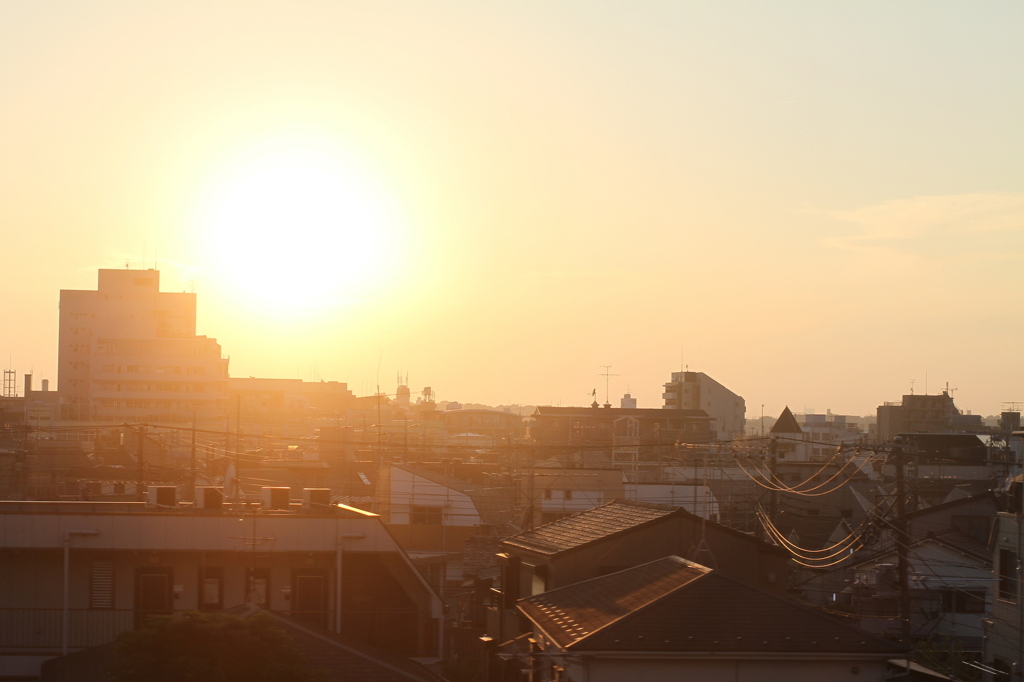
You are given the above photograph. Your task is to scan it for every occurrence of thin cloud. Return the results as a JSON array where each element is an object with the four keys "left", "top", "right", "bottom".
[{"left": 821, "top": 193, "right": 1024, "bottom": 257}]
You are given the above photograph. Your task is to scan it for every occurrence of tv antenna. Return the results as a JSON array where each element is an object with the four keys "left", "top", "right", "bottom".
[{"left": 598, "top": 366, "right": 619, "bottom": 407}]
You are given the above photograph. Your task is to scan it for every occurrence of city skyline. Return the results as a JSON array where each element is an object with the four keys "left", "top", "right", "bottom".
[{"left": 1, "top": 1, "right": 1021, "bottom": 416}]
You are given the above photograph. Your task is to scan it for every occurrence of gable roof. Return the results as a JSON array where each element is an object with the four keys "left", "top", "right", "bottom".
[
  {"left": 519, "top": 556, "right": 904, "bottom": 656},
  {"left": 501, "top": 500, "right": 682, "bottom": 555},
  {"left": 770, "top": 406, "right": 803, "bottom": 434},
  {"left": 501, "top": 499, "right": 786, "bottom": 558}
]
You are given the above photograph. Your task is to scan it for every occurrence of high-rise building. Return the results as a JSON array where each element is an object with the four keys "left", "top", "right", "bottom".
[
  {"left": 58, "top": 269, "right": 228, "bottom": 425},
  {"left": 662, "top": 371, "right": 745, "bottom": 440}
]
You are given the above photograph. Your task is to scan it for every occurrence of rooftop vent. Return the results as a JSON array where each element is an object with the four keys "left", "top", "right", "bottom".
[
  {"left": 195, "top": 486, "right": 223, "bottom": 510},
  {"left": 302, "top": 488, "right": 331, "bottom": 510},
  {"left": 262, "top": 487, "right": 290, "bottom": 511},
  {"left": 146, "top": 486, "right": 177, "bottom": 508}
]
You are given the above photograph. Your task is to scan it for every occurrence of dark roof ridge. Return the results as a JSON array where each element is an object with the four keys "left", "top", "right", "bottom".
[
  {"left": 905, "top": 489, "right": 996, "bottom": 519},
  {"left": 503, "top": 498, "right": 787, "bottom": 557}
]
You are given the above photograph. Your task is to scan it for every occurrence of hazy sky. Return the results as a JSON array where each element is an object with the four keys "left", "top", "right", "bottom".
[{"left": 1, "top": 1, "right": 1022, "bottom": 416}]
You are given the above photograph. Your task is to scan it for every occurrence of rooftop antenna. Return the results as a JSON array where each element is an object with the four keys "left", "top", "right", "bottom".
[
  {"left": 598, "top": 366, "right": 619, "bottom": 407},
  {"left": 909, "top": 379, "right": 915, "bottom": 395}
]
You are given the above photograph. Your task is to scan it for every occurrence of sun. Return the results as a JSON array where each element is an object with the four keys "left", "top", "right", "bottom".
[{"left": 196, "top": 141, "right": 402, "bottom": 313}]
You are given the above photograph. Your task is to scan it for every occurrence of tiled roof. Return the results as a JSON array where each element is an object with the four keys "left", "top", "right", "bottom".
[
  {"left": 520, "top": 556, "right": 709, "bottom": 646},
  {"left": 770, "top": 406, "right": 803, "bottom": 434},
  {"left": 519, "top": 557, "right": 905, "bottom": 656},
  {"left": 502, "top": 500, "right": 680, "bottom": 555}
]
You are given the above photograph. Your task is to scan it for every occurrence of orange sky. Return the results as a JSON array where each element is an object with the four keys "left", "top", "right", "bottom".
[{"left": 1, "top": 1, "right": 1022, "bottom": 416}]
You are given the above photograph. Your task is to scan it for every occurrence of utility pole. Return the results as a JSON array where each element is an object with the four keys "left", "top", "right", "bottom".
[
  {"left": 189, "top": 410, "right": 197, "bottom": 500},
  {"left": 234, "top": 395, "right": 241, "bottom": 500},
  {"left": 136, "top": 426, "right": 146, "bottom": 501},
  {"left": 768, "top": 437, "right": 778, "bottom": 534},
  {"left": 527, "top": 446, "right": 536, "bottom": 530},
  {"left": 892, "top": 438, "right": 911, "bottom": 643}
]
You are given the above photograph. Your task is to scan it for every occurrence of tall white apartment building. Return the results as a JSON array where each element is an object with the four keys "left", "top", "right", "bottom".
[
  {"left": 662, "top": 371, "right": 745, "bottom": 441},
  {"left": 58, "top": 269, "right": 228, "bottom": 425}
]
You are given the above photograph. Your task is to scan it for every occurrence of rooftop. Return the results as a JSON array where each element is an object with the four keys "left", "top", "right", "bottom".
[
  {"left": 502, "top": 500, "right": 679, "bottom": 555},
  {"left": 519, "top": 556, "right": 905, "bottom": 655}
]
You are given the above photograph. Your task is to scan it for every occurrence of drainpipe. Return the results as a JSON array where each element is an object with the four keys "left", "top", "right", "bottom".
[
  {"left": 334, "top": 532, "right": 365, "bottom": 634},
  {"left": 63, "top": 530, "right": 100, "bottom": 655}
]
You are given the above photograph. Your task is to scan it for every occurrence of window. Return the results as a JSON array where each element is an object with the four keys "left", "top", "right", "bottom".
[
  {"left": 999, "top": 549, "right": 1018, "bottom": 601},
  {"left": 564, "top": 490, "right": 573, "bottom": 500},
  {"left": 410, "top": 505, "right": 443, "bottom": 525},
  {"left": 941, "top": 590, "right": 985, "bottom": 613},
  {"left": 90, "top": 559, "right": 114, "bottom": 609},
  {"left": 198, "top": 567, "right": 223, "bottom": 611},
  {"left": 543, "top": 489, "right": 552, "bottom": 499}
]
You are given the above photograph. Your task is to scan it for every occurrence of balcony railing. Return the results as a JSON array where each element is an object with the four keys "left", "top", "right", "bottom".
[
  {"left": 0, "top": 607, "right": 434, "bottom": 657},
  {"left": 0, "top": 608, "right": 137, "bottom": 651}
]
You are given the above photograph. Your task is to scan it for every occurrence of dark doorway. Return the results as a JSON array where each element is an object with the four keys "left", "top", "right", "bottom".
[
  {"left": 134, "top": 567, "right": 173, "bottom": 627},
  {"left": 291, "top": 569, "right": 328, "bottom": 628},
  {"left": 246, "top": 567, "right": 271, "bottom": 607}
]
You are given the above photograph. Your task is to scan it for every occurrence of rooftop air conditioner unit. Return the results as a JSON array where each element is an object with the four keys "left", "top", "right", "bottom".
[
  {"left": 146, "top": 486, "right": 177, "bottom": 507},
  {"left": 195, "top": 486, "right": 223, "bottom": 510},
  {"left": 302, "top": 488, "right": 331, "bottom": 510},
  {"left": 262, "top": 487, "right": 290, "bottom": 510}
]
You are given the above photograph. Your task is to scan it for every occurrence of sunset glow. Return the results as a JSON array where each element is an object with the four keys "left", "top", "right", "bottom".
[{"left": 196, "top": 141, "right": 403, "bottom": 312}]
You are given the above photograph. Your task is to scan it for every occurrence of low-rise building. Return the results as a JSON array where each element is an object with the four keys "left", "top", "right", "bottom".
[
  {"left": 511, "top": 556, "right": 906, "bottom": 682},
  {"left": 0, "top": 492, "right": 445, "bottom": 679}
]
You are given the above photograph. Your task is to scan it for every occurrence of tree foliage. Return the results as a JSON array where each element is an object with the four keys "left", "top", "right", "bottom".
[{"left": 110, "top": 611, "right": 325, "bottom": 682}]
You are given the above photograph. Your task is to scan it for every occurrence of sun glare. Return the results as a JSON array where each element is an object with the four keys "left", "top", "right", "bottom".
[{"left": 196, "top": 141, "right": 402, "bottom": 313}]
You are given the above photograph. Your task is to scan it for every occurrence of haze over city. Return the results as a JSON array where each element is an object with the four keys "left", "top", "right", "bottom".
[{"left": 2, "top": 1, "right": 1021, "bottom": 415}]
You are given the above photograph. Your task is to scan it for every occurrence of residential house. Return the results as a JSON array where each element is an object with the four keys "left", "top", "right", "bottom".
[
  {"left": 375, "top": 464, "right": 516, "bottom": 596},
  {"left": 488, "top": 499, "right": 789, "bottom": 645},
  {"left": 985, "top": 477, "right": 1024, "bottom": 679},
  {"left": 511, "top": 556, "right": 906, "bottom": 682}
]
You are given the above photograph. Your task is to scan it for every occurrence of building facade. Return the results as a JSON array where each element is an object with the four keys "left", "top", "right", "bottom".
[
  {"left": 58, "top": 269, "right": 228, "bottom": 427},
  {"left": 661, "top": 371, "right": 745, "bottom": 441},
  {"left": 0, "top": 494, "right": 445, "bottom": 678}
]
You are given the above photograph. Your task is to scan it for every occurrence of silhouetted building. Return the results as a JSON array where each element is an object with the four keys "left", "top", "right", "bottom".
[
  {"left": 530, "top": 405, "right": 714, "bottom": 466},
  {"left": 876, "top": 392, "right": 964, "bottom": 442},
  {"left": 662, "top": 371, "right": 745, "bottom": 440},
  {"left": 58, "top": 269, "right": 228, "bottom": 426}
]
